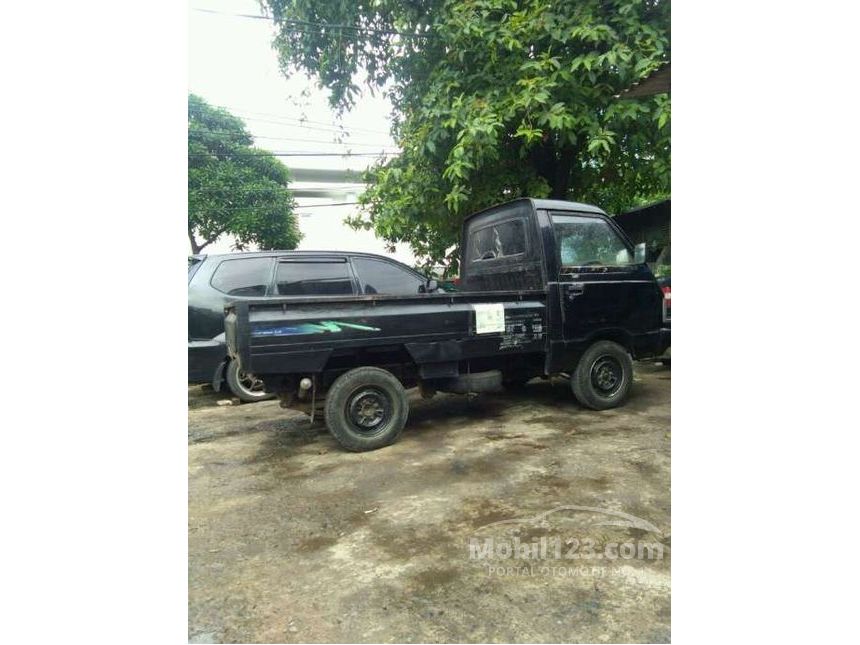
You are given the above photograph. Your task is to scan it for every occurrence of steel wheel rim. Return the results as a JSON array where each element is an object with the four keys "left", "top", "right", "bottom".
[
  {"left": 347, "top": 387, "right": 391, "bottom": 434},
  {"left": 590, "top": 355, "right": 624, "bottom": 397},
  {"left": 237, "top": 369, "right": 266, "bottom": 395}
]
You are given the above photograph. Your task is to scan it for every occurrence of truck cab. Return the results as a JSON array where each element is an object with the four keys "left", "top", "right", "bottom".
[{"left": 461, "top": 199, "right": 666, "bottom": 373}]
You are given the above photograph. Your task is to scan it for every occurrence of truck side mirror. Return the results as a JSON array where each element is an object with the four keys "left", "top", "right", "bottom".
[
  {"left": 420, "top": 279, "right": 438, "bottom": 293},
  {"left": 634, "top": 243, "right": 647, "bottom": 264}
]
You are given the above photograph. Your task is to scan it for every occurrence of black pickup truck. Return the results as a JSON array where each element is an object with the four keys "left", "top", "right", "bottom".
[{"left": 225, "top": 198, "right": 670, "bottom": 451}]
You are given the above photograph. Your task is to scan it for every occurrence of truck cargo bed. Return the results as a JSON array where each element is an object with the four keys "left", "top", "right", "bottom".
[{"left": 226, "top": 290, "right": 548, "bottom": 379}]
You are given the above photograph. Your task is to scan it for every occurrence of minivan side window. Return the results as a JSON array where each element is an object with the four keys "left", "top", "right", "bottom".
[
  {"left": 210, "top": 257, "right": 273, "bottom": 296},
  {"left": 276, "top": 260, "right": 354, "bottom": 296},
  {"left": 352, "top": 257, "right": 424, "bottom": 295}
]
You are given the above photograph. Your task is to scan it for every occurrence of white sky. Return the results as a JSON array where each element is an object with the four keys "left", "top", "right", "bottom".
[{"left": 188, "top": 0, "right": 416, "bottom": 264}]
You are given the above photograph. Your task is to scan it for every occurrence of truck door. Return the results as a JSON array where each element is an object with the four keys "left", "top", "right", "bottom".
[{"left": 547, "top": 210, "right": 663, "bottom": 366}]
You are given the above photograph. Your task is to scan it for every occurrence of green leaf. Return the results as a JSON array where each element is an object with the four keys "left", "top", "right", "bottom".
[{"left": 261, "top": 0, "right": 670, "bottom": 267}]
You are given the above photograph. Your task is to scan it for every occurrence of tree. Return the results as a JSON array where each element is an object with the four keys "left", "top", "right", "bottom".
[
  {"left": 188, "top": 94, "right": 301, "bottom": 254},
  {"left": 264, "top": 0, "right": 669, "bottom": 270}
]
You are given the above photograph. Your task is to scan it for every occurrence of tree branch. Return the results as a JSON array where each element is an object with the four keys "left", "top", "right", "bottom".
[
  {"left": 188, "top": 229, "right": 201, "bottom": 255},
  {"left": 189, "top": 227, "right": 224, "bottom": 254}
]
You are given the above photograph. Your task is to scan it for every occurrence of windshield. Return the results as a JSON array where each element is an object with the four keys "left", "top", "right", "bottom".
[{"left": 551, "top": 214, "right": 633, "bottom": 267}]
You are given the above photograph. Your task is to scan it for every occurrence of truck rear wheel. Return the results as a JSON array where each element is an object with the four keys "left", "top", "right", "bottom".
[
  {"left": 324, "top": 367, "right": 409, "bottom": 452},
  {"left": 571, "top": 341, "right": 633, "bottom": 410}
]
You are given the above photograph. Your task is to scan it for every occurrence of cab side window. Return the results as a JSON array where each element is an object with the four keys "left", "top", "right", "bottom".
[
  {"left": 275, "top": 260, "right": 354, "bottom": 296},
  {"left": 210, "top": 258, "right": 273, "bottom": 296},
  {"left": 352, "top": 257, "right": 424, "bottom": 295},
  {"left": 552, "top": 214, "right": 633, "bottom": 267}
]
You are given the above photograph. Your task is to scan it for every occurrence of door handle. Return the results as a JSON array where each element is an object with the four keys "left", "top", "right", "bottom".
[{"left": 566, "top": 283, "right": 585, "bottom": 300}]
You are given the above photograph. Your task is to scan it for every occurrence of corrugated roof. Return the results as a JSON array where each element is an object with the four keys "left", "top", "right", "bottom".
[{"left": 617, "top": 63, "right": 670, "bottom": 98}]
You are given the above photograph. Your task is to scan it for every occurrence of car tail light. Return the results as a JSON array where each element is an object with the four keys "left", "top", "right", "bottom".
[{"left": 661, "top": 286, "right": 671, "bottom": 322}]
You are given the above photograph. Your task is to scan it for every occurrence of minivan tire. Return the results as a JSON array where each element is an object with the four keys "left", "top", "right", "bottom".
[
  {"left": 571, "top": 341, "right": 634, "bottom": 410},
  {"left": 324, "top": 367, "right": 409, "bottom": 452},
  {"left": 225, "top": 360, "right": 274, "bottom": 403},
  {"left": 503, "top": 375, "right": 530, "bottom": 390}
]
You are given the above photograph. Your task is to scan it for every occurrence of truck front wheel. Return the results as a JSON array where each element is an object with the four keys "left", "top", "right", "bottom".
[
  {"left": 570, "top": 341, "right": 633, "bottom": 410},
  {"left": 324, "top": 367, "right": 409, "bottom": 452}
]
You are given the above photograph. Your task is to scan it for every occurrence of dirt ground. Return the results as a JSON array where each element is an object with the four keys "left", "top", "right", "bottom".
[{"left": 188, "top": 364, "right": 671, "bottom": 643}]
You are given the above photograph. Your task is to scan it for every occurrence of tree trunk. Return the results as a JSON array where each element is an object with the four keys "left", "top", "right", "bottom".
[
  {"left": 188, "top": 229, "right": 202, "bottom": 254},
  {"left": 530, "top": 141, "right": 577, "bottom": 200},
  {"left": 549, "top": 147, "right": 576, "bottom": 199}
]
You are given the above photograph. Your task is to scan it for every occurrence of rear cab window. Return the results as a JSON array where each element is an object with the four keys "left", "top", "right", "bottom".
[
  {"left": 275, "top": 259, "right": 354, "bottom": 296},
  {"left": 468, "top": 218, "right": 527, "bottom": 264},
  {"left": 210, "top": 257, "right": 274, "bottom": 296},
  {"left": 461, "top": 200, "right": 543, "bottom": 291}
]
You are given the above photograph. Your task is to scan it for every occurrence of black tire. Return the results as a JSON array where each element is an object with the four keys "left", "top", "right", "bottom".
[
  {"left": 324, "top": 367, "right": 409, "bottom": 452},
  {"left": 570, "top": 341, "right": 634, "bottom": 410},
  {"left": 225, "top": 360, "right": 274, "bottom": 403}
]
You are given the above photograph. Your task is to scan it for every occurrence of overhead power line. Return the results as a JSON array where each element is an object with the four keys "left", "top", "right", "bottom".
[
  {"left": 191, "top": 7, "right": 270, "bottom": 21},
  {"left": 189, "top": 189, "right": 292, "bottom": 196},
  {"left": 191, "top": 7, "right": 432, "bottom": 38},
  {"left": 252, "top": 133, "right": 362, "bottom": 143},
  {"left": 189, "top": 130, "right": 393, "bottom": 148},
  {"left": 244, "top": 126, "right": 388, "bottom": 140},
  {"left": 207, "top": 105, "right": 392, "bottom": 136},
  {"left": 288, "top": 201, "right": 361, "bottom": 208},
  {"left": 218, "top": 112, "right": 393, "bottom": 136},
  {"left": 190, "top": 186, "right": 363, "bottom": 194},
  {"left": 190, "top": 121, "right": 390, "bottom": 139},
  {"left": 190, "top": 202, "right": 362, "bottom": 212},
  {"left": 189, "top": 151, "right": 398, "bottom": 158}
]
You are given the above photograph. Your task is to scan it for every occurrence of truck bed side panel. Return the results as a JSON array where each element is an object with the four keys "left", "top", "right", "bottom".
[{"left": 226, "top": 295, "right": 547, "bottom": 377}]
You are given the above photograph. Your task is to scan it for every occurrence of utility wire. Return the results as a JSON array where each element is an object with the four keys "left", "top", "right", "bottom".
[
  {"left": 279, "top": 202, "right": 360, "bottom": 208},
  {"left": 207, "top": 106, "right": 392, "bottom": 136},
  {"left": 191, "top": 7, "right": 432, "bottom": 38},
  {"left": 189, "top": 202, "right": 362, "bottom": 212},
  {"left": 190, "top": 191, "right": 363, "bottom": 198},
  {"left": 214, "top": 112, "right": 393, "bottom": 135},
  {"left": 190, "top": 185, "right": 363, "bottom": 193},
  {"left": 189, "top": 151, "right": 398, "bottom": 157},
  {"left": 189, "top": 122, "right": 389, "bottom": 138},
  {"left": 191, "top": 190, "right": 362, "bottom": 200},
  {"left": 204, "top": 125, "right": 390, "bottom": 140},
  {"left": 189, "top": 132, "right": 393, "bottom": 147},
  {"left": 192, "top": 7, "right": 270, "bottom": 21}
]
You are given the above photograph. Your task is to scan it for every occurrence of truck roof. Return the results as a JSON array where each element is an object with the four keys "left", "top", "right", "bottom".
[{"left": 463, "top": 197, "right": 607, "bottom": 223}]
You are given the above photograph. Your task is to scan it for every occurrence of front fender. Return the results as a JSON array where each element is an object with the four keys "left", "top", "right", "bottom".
[{"left": 212, "top": 358, "right": 229, "bottom": 391}]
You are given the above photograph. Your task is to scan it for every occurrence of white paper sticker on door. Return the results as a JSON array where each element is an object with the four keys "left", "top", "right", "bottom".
[{"left": 473, "top": 303, "right": 505, "bottom": 334}]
